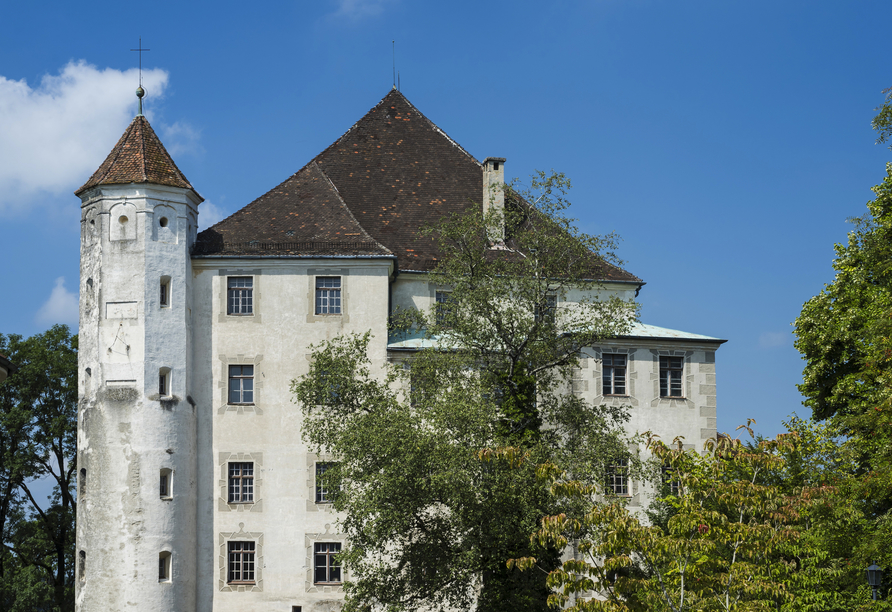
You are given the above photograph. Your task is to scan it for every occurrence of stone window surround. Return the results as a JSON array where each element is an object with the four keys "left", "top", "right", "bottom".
[
  {"left": 218, "top": 269, "right": 262, "bottom": 323},
  {"left": 306, "top": 268, "right": 350, "bottom": 323},
  {"left": 304, "top": 526, "right": 346, "bottom": 594},
  {"left": 588, "top": 347, "right": 639, "bottom": 407},
  {"left": 218, "top": 524, "right": 263, "bottom": 592},
  {"left": 217, "top": 354, "right": 264, "bottom": 415},
  {"left": 218, "top": 452, "right": 263, "bottom": 513},
  {"left": 306, "top": 452, "right": 339, "bottom": 513},
  {"left": 650, "top": 349, "right": 695, "bottom": 409}
]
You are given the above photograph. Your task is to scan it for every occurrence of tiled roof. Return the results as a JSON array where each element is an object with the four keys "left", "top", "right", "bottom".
[
  {"left": 195, "top": 89, "right": 640, "bottom": 281},
  {"left": 75, "top": 115, "right": 202, "bottom": 199},
  {"left": 192, "top": 162, "right": 390, "bottom": 257}
]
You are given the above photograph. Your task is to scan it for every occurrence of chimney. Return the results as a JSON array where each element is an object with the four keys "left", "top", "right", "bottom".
[{"left": 482, "top": 157, "right": 506, "bottom": 240}]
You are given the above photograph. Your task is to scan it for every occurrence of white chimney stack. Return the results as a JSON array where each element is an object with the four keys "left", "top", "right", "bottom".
[{"left": 482, "top": 157, "right": 506, "bottom": 240}]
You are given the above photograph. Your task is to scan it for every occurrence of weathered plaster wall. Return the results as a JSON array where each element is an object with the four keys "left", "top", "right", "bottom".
[
  {"left": 76, "top": 184, "right": 200, "bottom": 612},
  {"left": 191, "top": 257, "right": 392, "bottom": 612}
]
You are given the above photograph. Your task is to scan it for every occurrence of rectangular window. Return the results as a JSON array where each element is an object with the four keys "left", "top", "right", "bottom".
[
  {"left": 227, "top": 277, "right": 253, "bottom": 315},
  {"left": 602, "top": 354, "right": 627, "bottom": 395},
  {"left": 659, "top": 356, "right": 684, "bottom": 398},
  {"left": 315, "top": 462, "right": 339, "bottom": 504},
  {"left": 314, "top": 542, "right": 342, "bottom": 584},
  {"left": 315, "top": 277, "right": 342, "bottom": 315},
  {"left": 662, "top": 463, "right": 680, "bottom": 496},
  {"left": 435, "top": 291, "right": 451, "bottom": 325},
  {"left": 228, "top": 462, "right": 254, "bottom": 503},
  {"left": 534, "top": 294, "right": 557, "bottom": 324},
  {"left": 159, "top": 371, "right": 169, "bottom": 396},
  {"left": 228, "top": 365, "right": 254, "bottom": 404},
  {"left": 227, "top": 541, "right": 255, "bottom": 584},
  {"left": 606, "top": 458, "right": 629, "bottom": 496},
  {"left": 160, "top": 470, "right": 170, "bottom": 498},
  {"left": 160, "top": 279, "right": 170, "bottom": 307},
  {"left": 159, "top": 553, "right": 170, "bottom": 582}
]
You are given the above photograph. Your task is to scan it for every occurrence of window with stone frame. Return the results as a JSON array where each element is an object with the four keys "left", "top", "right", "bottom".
[
  {"left": 534, "top": 293, "right": 557, "bottom": 324},
  {"left": 605, "top": 458, "right": 630, "bottom": 496},
  {"left": 435, "top": 291, "right": 451, "bottom": 326},
  {"left": 228, "top": 462, "right": 254, "bottom": 503},
  {"left": 313, "top": 542, "right": 342, "bottom": 584},
  {"left": 661, "top": 463, "right": 681, "bottom": 496},
  {"left": 315, "top": 277, "right": 342, "bottom": 315},
  {"left": 602, "top": 354, "right": 627, "bottom": 396},
  {"left": 659, "top": 356, "right": 684, "bottom": 398},
  {"left": 227, "top": 541, "right": 256, "bottom": 584},
  {"left": 315, "top": 462, "right": 339, "bottom": 504},
  {"left": 159, "top": 552, "right": 171, "bottom": 582},
  {"left": 228, "top": 365, "right": 255, "bottom": 404},
  {"left": 227, "top": 277, "right": 253, "bottom": 315}
]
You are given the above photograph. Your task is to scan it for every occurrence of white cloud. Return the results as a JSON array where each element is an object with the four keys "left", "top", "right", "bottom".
[
  {"left": 162, "top": 121, "right": 203, "bottom": 157},
  {"left": 0, "top": 61, "right": 169, "bottom": 215},
  {"left": 36, "top": 277, "right": 79, "bottom": 327},
  {"left": 198, "top": 200, "right": 230, "bottom": 230},
  {"left": 332, "top": 0, "right": 396, "bottom": 19},
  {"left": 758, "top": 331, "right": 788, "bottom": 349}
]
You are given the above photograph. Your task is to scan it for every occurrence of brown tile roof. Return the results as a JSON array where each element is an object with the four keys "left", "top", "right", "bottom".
[
  {"left": 195, "top": 89, "right": 640, "bottom": 282},
  {"left": 192, "top": 162, "right": 390, "bottom": 257},
  {"left": 75, "top": 115, "right": 202, "bottom": 200}
]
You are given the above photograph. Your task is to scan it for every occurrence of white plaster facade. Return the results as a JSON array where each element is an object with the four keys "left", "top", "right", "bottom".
[{"left": 75, "top": 94, "right": 724, "bottom": 612}]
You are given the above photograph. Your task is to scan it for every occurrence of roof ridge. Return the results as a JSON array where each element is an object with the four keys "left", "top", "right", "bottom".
[{"left": 311, "top": 162, "right": 392, "bottom": 255}]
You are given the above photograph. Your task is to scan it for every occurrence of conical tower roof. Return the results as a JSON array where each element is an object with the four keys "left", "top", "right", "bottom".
[{"left": 75, "top": 115, "right": 202, "bottom": 200}]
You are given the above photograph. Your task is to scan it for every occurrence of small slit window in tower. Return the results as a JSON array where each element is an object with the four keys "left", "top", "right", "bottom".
[
  {"left": 159, "top": 552, "right": 171, "bottom": 582},
  {"left": 79, "top": 468, "right": 86, "bottom": 499},
  {"left": 160, "top": 469, "right": 172, "bottom": 499},
  {"left": 78, "top": 551, "right": 85, "bottom": 582},
  {"left": 160, "top": 277, "right": 171, "bottom": 308},
  {"left": 159, "top": 368, "right": 171, "bottom": 397}
]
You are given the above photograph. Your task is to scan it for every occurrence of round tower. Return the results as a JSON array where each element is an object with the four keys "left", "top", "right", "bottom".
[{"left": 75, "top": 91, "right": 203, "bottom": 612}]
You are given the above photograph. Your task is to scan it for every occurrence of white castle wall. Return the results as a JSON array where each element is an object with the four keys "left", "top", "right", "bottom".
[{"left": 76, "top": 183, "right": 201, "bottom": 612}]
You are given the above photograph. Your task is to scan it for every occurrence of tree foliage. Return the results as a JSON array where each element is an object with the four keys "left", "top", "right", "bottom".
[
  {"left": 0, "top": 325, "right": 77, "bottom": 612},
  {"left": 292, "top": 173, "right": 639, "bottom": 612},
  {"left": 872, "top": 87, "right": 892, "bottom": 150}
]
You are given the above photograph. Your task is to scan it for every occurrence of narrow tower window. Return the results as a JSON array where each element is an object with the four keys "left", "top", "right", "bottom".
[
  {"left": 160, "top": 277, "right": 171, "bottom": 308},
  {"left": 79, "top": 551, "right": 86, "bottom": 582},
  {"left": 160, "top": 469, "right": 172, "bottom": 499},
  {"left": 159, "top": 368, "right": 171, "bottom": 397},
  {"left": 79, "top": 468, "right": 86, "bottom": 498},
  {"left": 159, "top": 551, "right": 171, "bottom": 582}
]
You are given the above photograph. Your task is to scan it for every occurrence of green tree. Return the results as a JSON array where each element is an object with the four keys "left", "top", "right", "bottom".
[
  {"left": 872, "top": 87, "right": 892, "bottom": 150},
  {"left": 292, "top": 173, "right": 639, "bottom": 612},
  {"left": 514, "top": 427, "right": 812, "bottom": 612},
  {"left": 0, "top": 325, "right": 78, "bottom": 612}
]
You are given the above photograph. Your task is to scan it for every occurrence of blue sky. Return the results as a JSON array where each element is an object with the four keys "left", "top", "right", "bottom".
[{"left": 1, "top": 0, "right": 890, "bottom": 439}]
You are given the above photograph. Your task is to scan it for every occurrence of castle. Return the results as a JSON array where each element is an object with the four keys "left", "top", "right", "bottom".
[{"left": 75, "top": 88, "right": 725, "bottom": 612}]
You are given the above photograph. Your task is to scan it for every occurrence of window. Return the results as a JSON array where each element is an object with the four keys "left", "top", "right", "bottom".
[
  {"left": 79, "top": 468, "right": 86, "bottom": 498},
  {"left": 314, "top": 543, "right": 342, "bottom": 584},
  {"left": 315, "top": 462, "right": 339, "bottom": 504},
  {"left": 534, "top": 294, "right": 557, "bottom": 324},
  {"left": 228, "top": 365, "right": 254, "bottom": 404},
  {"left": 659, "top": 356, "right": 684, "bottom": 398},
  {"left": 315, "top": 277, "right": 342, "bottom": 314},
  {"left": 78, "top": 551, "right": 85, "bottom": 582},
  {"left": 602, "top": 354, "right": 627, "bottom": 395},
  {"left": 228, "top": 462, "right": 254, "bottom": 503},
  {"left": 435, "top": 291, "right": 451, "bottom": 325},
  {"left": 158, "top": 368, "right": 170, "bottom": 397},
  {"left": 160, "top": 277, "right": 170, "bottom": 307},
  {"left": 159, "top": 552, "right": 171, "bottom": 582},
  {"left": 606, "top": 458, "right": 629, "bottom": 496},
  {"left": 160, "top": 469, "right": 172, "bottom": 499},
  {"left": 227, "top": 541, "right": 256, "bottom": 584},
  {"left": 227, "top": 277, "right": 253, "bottom": 315},
  {"left": 662, "top": 463, "right": 680, "bottom": 496}
]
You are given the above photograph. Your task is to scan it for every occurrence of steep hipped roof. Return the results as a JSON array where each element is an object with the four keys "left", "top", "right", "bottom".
[
  {"left": 192, "top": 162, "right": 390, "bottom": 257},
  {"left": 75, "top": 115, "right": 202, "bottom": 200},
  {"left": 195, "top": 89, "right": 640, "bottom": 281}
]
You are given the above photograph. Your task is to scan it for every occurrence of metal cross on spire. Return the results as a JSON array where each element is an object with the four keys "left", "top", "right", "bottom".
[{"left": 130, "top": 37, "right": 150, "bottom": 116}]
